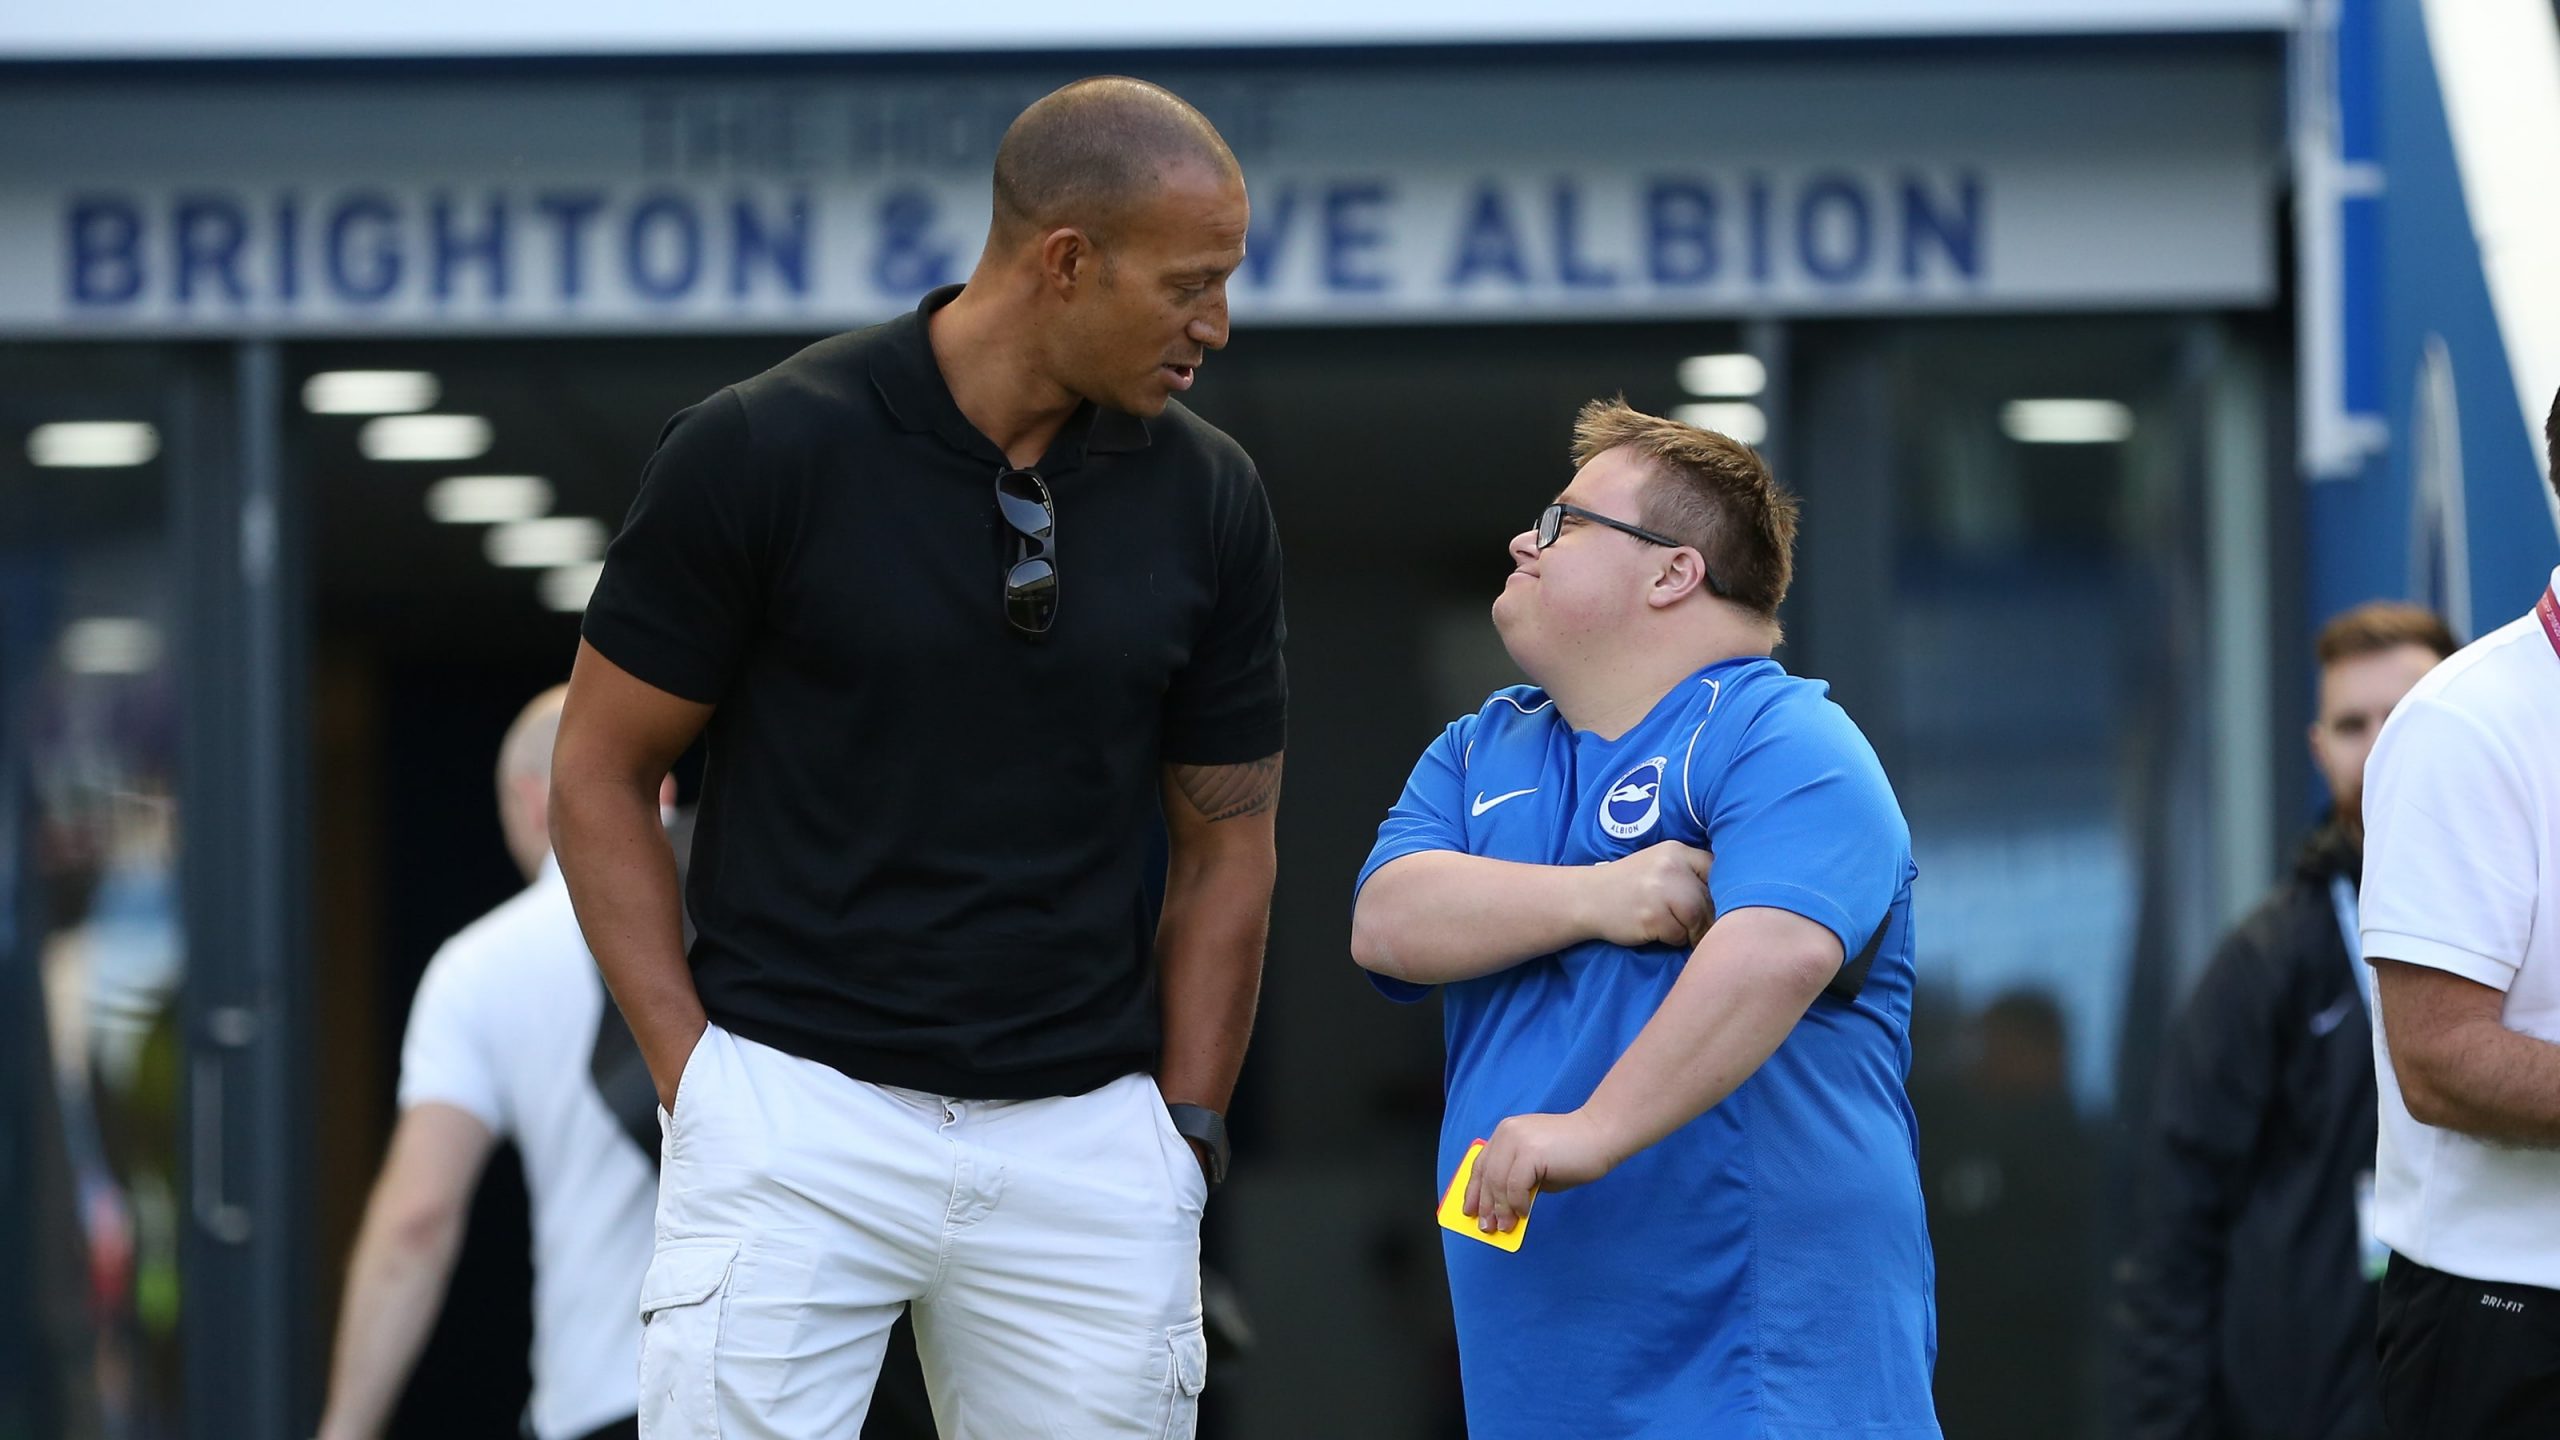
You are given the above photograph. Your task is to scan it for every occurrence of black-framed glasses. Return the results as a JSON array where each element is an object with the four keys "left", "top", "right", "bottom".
[
  {"left": 1538, "top": 502, "right": 1682, "bottom": 551},
  {"left": 1535, "top": 502, "right": 1729, "bottom": 599},
  {"left": 996, "top": 467, "right": 1058, "bottom": 636}
]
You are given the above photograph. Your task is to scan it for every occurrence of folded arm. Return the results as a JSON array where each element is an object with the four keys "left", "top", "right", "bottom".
[
  {"left": 2376, "top": 958, "right": 2560, "bottom": 1145},
  {"left": 1351, "top": 840, "right": 1713, "bottom": 987}
]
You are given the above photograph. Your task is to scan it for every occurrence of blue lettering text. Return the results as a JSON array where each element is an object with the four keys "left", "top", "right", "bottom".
[
  {"left": 626, "top": 192, "right": 702, "bottom": 301},
  {"left": 1797, "top": 175, "right": 1872, "bottom": 284},
  {"left": 1324, "top": 182, "right": 1390, "bottom": 294},
  {"left": 535, "top": 191, "right": 606, "bottom": 301},
  {"left": 1551, "top": 182, "right": 1616, "bottom": 290},
  {"left": 1746, "top": 174, "right": 1774, "bottom": 284},
  {"left": 731, "top": 192, "right": 812, "bottom": 297},
  {"left": 175, "top": 194, "right": 249, "bottom": 305},
  {"left": 274, "top": 193, "right": 302, "bottom": 302},
  {"left": 432, "top": 193, "right": 510, "bottom": 303},
  {"left": 1901, "top": 171, "right": 1982, "bottom": 281},
  {"left": 1645, "top": 180, "right": 1718, "bottom": 286},
  {"left": 67, "top": 195, "right": 144, "bottom": 307},
  {"left": 1447, "top": 183, "right": 1528, "bottom": 288},
  {"left": 328, "top": 193, "right": 403, "bottom": 303},
  {"left": 872, "top": 187, "right": 952, "bottom": 297},
  {"left": 1239, "top": 183, "right": 1299, "bottom": 291}
]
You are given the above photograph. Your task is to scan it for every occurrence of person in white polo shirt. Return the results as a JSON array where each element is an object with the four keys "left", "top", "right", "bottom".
[
  {"left": 317, "top": 686, "right": 663, "bottom": 1440},
  {"left": 2359, "top": 390, "right": 2560, "bottom": 1438}
]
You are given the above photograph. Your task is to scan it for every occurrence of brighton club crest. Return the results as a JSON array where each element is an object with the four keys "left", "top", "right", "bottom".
[{"left": 1600, "top": 756, "right": 1668, "bottom": 841}]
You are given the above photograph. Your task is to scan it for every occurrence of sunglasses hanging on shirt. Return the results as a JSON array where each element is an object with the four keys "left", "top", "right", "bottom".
[{"left": 996, "top": 467, "right": 1058, "bottom": 637}]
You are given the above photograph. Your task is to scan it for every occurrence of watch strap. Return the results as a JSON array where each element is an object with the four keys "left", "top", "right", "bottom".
[{"left": 1165, "top": 1102, "right": 1229, "bottom": 1188}]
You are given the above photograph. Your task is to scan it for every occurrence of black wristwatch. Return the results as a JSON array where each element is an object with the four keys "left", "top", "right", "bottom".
[{"left": 1165, "top": 1103, "right": 1229, "bottom": 1189}]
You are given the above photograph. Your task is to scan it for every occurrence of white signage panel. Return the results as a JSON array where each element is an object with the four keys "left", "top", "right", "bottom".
[
  {"left": 0, "top": 57, "right": 2279, "bottom": 334},
  {"left": 0, "top": 0, "right": 2299, "bottom": 59}
]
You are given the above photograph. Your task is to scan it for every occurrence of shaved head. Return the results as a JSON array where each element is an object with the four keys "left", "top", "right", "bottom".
[
  {"left": 992, "top": 77, "right": 1240, "bottom": 245},
  {"left": 498, "top": 683, "right": 569, "bottom": 793},
  {"left": 952, "top": 77, "right": 1248, "bottom": 417},
  {"left": 496, "top": 683, "right": 568, "bottom": 879}
]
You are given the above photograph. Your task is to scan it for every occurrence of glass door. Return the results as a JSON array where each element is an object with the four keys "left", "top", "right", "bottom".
[
  {"left": 1786, "top": 314, "right": 2282, "bottom": 1439},
  {"left": 1, "top": 341, "right": 310, "bottom": 1440},
  {"left": 1, "top": 345, "right": 188, "bottom": 1440}
]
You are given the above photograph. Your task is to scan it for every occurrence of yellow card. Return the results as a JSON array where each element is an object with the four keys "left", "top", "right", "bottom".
[{"left": 1436, "top": 1138, "right": 1531, "bottom": 1252}]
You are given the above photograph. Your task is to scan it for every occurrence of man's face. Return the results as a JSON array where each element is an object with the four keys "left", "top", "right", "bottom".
[
  {"left": 2309, "top": 642, "right": 2442, "bottom": 839},
  {"left": 1492, "top": 448, "right": 1665, "bottom": 677},
  {"left": 1058, "top": 160, "right": 1247, "bottom": 416}
]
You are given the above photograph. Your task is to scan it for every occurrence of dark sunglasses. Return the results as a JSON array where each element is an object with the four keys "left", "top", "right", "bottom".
[
  {"left": 1535, "top": 502, "right": 1730, "bottom": 600},
  {"left": 996, "top": 468, "right": 1058, "bottom": 636}
]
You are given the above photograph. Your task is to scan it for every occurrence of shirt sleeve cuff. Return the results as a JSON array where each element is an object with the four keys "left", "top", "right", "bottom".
[
  {"left": 1353, "top": 842, "right": 1453, "bottom": 900},
  {"left": 578, "top": 613, "right": 727, "bottom": 705},
  {"left": 1708, "top": 882, "right": 1864, "bottom": 959},
  {"left": 2360, "top": 929, "right": 2520, "bottom": 992},
  {"left": 1159, "top": 714, "right": 1288, "bottom": 768},
  {"left": 394, "top": 1088, "right": 504, "bottom": 1133}
]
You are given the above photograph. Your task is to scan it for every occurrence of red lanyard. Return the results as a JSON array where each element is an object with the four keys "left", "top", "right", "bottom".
[{"left": 2539, "top": 584, "right": 2560, "bottom": 663}]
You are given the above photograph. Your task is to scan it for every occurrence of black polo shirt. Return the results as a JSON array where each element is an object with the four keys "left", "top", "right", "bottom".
[{"left": 582, "top": 286, "right": 1287, "bottom": 1099}]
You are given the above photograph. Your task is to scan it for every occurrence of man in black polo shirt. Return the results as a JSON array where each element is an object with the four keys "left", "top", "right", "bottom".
[{"left": 551, "top": 77, "right": 1284, "bottom": 1440}]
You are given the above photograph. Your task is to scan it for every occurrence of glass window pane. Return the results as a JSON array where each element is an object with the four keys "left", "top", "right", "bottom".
[
  {"left": 1792, "top": 316, "right": 2258, "bottom": 1438},
  {"left": 0, "top": 344, "right": 185, "bottom": 1440}
]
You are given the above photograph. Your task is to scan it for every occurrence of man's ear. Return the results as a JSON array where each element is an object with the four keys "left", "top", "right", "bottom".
[
  {"left": 1649, "top": 548, "right": 1710, "bottom": 608},
  {"left": 1039, "top": 226, "right": 1096, "bottom": 296}
]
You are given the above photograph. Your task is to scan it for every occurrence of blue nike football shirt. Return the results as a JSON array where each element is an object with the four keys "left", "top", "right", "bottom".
[{"left": 1357, "top": 656, "right": 1940, "bottom": 1440}]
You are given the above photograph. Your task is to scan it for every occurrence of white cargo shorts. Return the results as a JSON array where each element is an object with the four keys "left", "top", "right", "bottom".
[{"left": 636, "top": 1024, "right": 1209, "bottom": 1439}]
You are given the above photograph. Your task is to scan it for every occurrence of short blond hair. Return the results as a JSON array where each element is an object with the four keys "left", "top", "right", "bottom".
[
  {"left": 1569, "top": 398, "right": 1799, "bottom": 621},
  {"left": 2314, "top": 601, "right": 2456, "bottom": 668}
]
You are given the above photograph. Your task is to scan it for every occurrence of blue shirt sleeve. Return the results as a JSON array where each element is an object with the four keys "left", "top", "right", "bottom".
[
  {"left": 1695, "top": 697, "right": 1906, "bottom": 961},
  {"left": 1354, "top": 716, "right": 1473, "bottom": 1003}
]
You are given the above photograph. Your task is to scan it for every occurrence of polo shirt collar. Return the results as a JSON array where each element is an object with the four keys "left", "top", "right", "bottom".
[{"left": 869, "top": 284, "right": 1153, "bottom": 474}]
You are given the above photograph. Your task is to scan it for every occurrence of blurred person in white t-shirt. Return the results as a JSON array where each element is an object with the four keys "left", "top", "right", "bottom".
[
  {"left": 2361, "top": 387, "right": 2560, "bottom": 1438},
  {"left": 316, "top": 686, "right": 667, "bottom": 1440}
]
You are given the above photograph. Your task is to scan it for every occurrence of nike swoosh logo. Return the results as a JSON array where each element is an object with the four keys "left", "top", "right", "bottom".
[
  {"left": 2308, "top": 997, "right": 2356, "bottom": 1037},
  {"left": 1472, "top": 788, "right": 1538, "bottom": 817}
]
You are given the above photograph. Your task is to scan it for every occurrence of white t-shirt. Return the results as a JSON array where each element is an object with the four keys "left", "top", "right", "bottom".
[
  {"left": 398, "top": 859, "right": 657, "bottom": 1440},
  {"left": 2360, "top": 571, "right": 2560, "bottom": 1289}
]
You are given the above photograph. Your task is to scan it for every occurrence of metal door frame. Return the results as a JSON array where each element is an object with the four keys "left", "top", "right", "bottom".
[{"left": 173, "top": 339, "right": 312, "bottom": 1439}]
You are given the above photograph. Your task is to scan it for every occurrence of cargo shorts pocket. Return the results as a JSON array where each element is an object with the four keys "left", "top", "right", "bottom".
[
  {"left": 637, "top": 1237, "right": 740, "bottom": 1440},
  {"left": 1158, "top": 1316, "right": 1208, "bottom": 1440}
]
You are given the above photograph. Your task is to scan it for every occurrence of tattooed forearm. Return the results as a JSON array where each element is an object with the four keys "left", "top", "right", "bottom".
[{"left": 1171, "top": 753, "right": 1285, "bottom": 822}]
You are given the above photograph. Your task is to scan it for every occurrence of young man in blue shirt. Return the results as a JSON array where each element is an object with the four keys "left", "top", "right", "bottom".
[{"left": 1352, "top": 399, "right": 1938, "bottom": 1439}]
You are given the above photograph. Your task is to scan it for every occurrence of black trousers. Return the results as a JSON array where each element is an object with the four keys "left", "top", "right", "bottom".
[
  {"left": 567, "top": 1417, "right": 638, "bottom": 1440},
  {"left": 2379, "top": 1253, "right": 2560, "bottom": 1438}
]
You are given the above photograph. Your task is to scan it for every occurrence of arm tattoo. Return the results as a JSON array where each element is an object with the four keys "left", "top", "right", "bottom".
[{"left": 1171, "top": 754, "right": 1284, "bottom": 823}]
